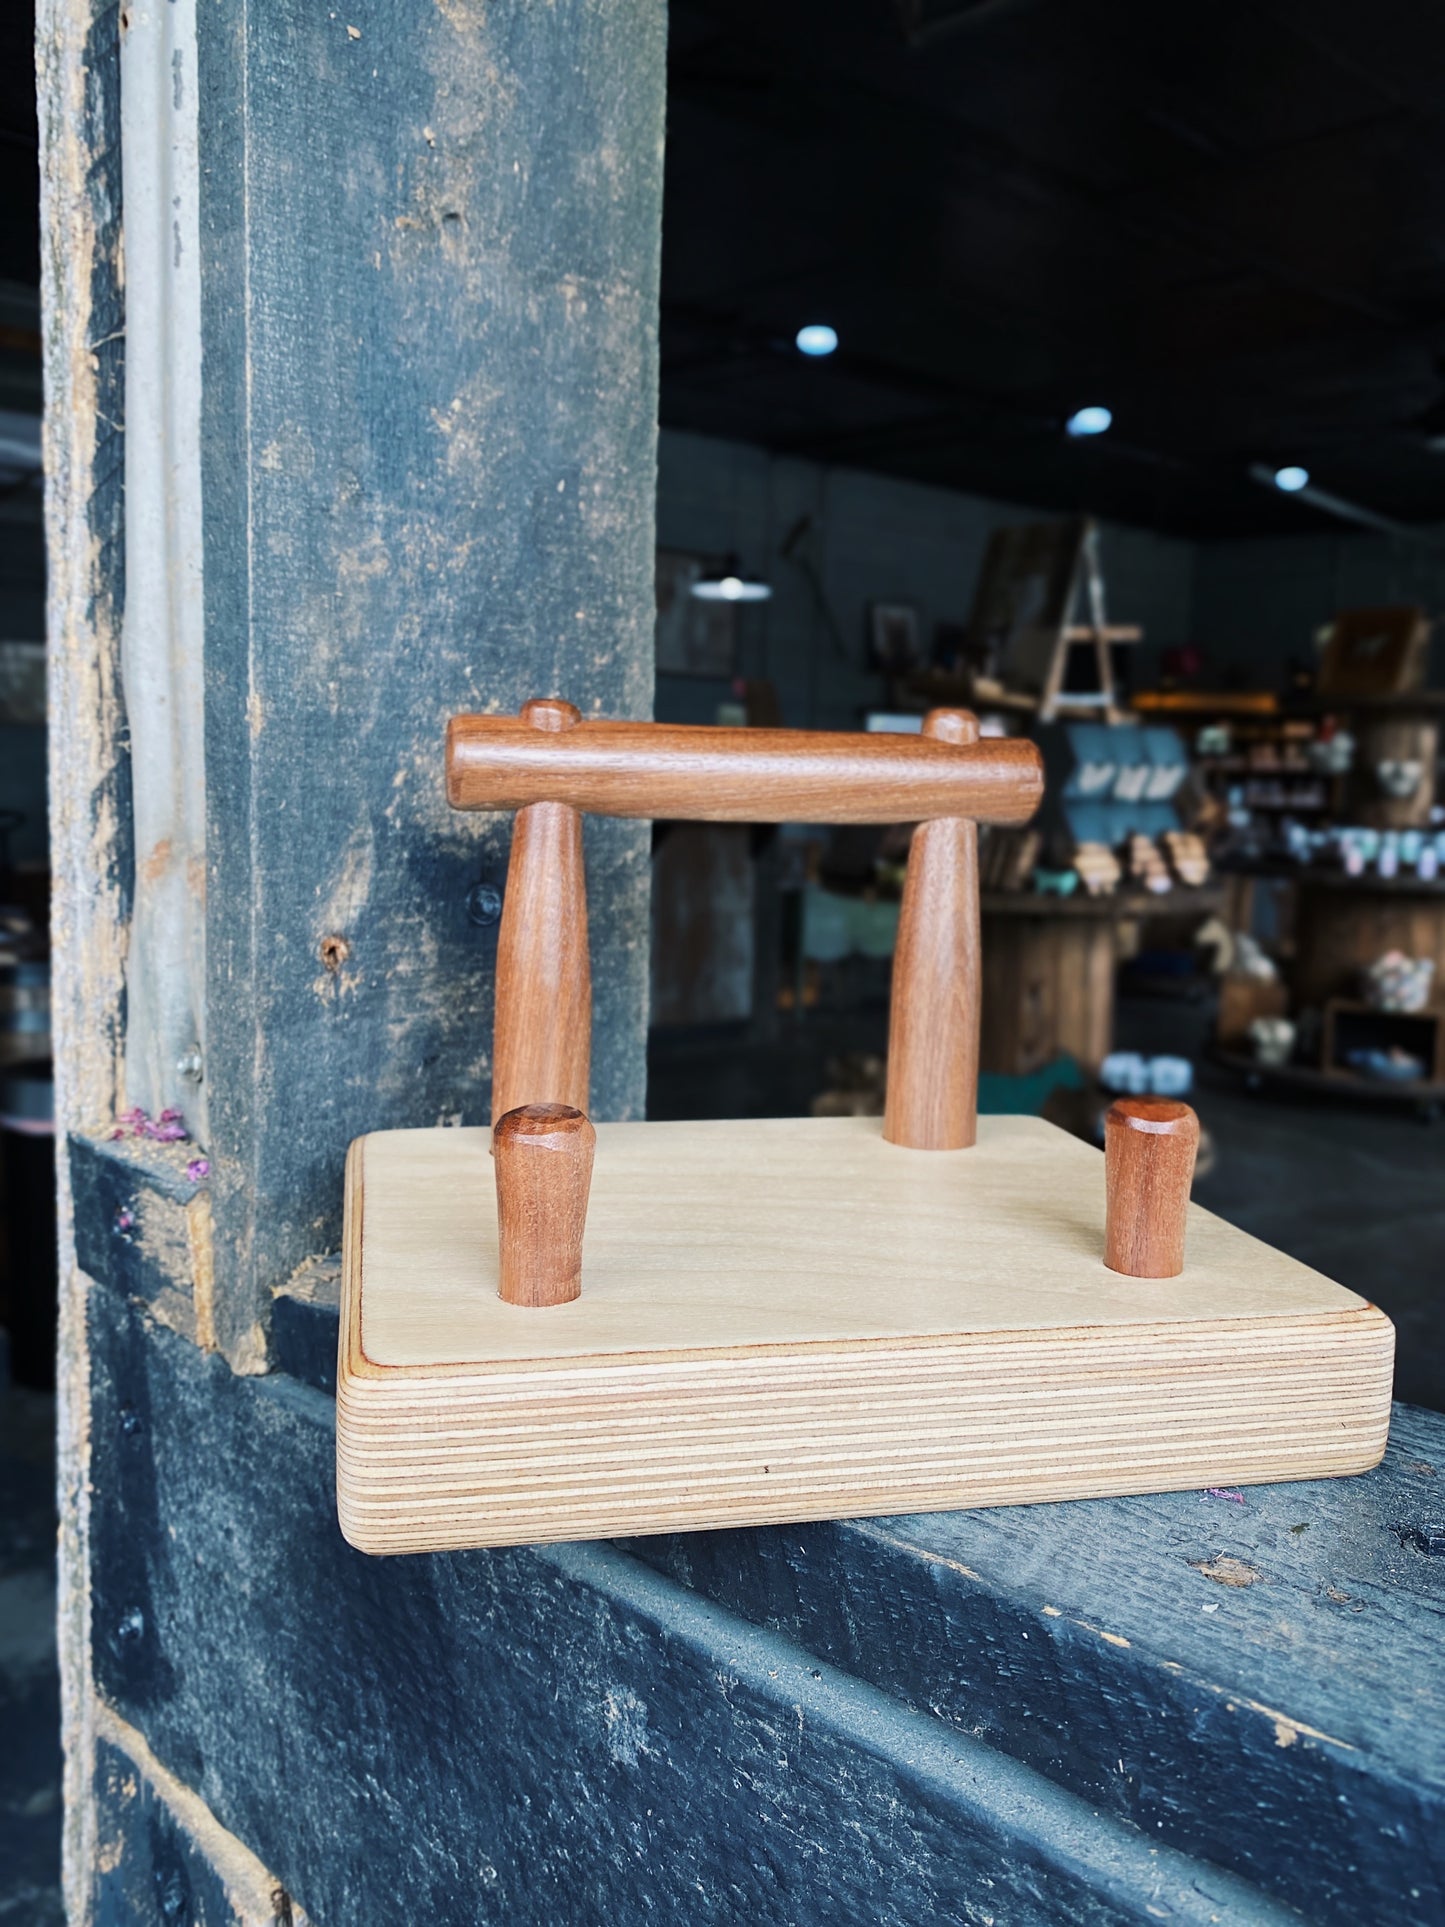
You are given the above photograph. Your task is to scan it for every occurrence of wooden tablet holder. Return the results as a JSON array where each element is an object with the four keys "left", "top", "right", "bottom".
[{"left": 336, "top": 703, "right": 1392, "bottom": 1554}]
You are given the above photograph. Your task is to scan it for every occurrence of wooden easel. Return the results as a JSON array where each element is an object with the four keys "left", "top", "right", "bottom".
[
  {"left": 1038, "top": 524, "right": 1142, "bottom": 721},
  {"left": 334, "top": 703, "right": 1392, "bottom": 1554},
  {"left": 971, "top": 518, "right": 1140, "bottom": 721}
]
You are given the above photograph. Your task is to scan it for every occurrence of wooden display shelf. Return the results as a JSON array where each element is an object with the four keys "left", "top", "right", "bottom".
[
  {"left": 1214, "top": 1045, "right": 1445, "bottom": 1114},
  {"left": 336, "top": 1115, "right": 1392, "bottom": 1554},
  {"left": 1131, "top": 690, "right": 1281, "bottom": 717},
  {"left": 1321, "top": 999, "right": 1445, "bottom": 1085},
  {"left": 981, "top": 884, "right": 1226, "bottom": 920},
  {"left": 980, "top": 886, "right": 1226, "bottom": 1076},
  {"left": 1219, "top": 860, "right": 1445, "bottom": 897},
  {"left": 1292, "top": 870, "right": 1445, "bottom": 1012}
]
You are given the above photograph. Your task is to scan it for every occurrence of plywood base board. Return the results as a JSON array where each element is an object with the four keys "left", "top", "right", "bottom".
[{"left": 336, "top": 1117, "right": 1393, "bottom": 1552}]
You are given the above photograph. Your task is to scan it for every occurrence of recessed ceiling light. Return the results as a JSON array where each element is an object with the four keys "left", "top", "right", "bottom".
[
  {"left": 1248, "top": 462, "right": 1397, "bottom": 533},
  {"left": 691, "top": 558, "right": 773, "bottom": 603},
  {"left": 1065, "top": 405, "right": 1112, "bottom": 438},
  {"left": 795, "top": 324, "right": 839, "bottom": 358}
]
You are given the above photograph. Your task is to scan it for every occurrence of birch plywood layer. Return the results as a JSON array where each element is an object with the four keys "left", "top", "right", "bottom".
[{"left": 336, "top": 1117, "right": 1393, "bottom": 1554}]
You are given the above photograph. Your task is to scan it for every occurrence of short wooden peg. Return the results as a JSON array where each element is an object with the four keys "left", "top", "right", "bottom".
[
  {"left": 493, "top": 1103, "right": 596, "bottom": 1308},
  {"left": 1104, "top": 1098, "right": 1200, "bottom": 1279}
]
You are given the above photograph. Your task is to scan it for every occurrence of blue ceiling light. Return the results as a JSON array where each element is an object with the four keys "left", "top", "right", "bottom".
[
  {"left": 1247, "top": 462, "right": 1399, "bottom": 533},
  {"left": 1065, "top": 404, "right": 1113, "bottom": 438},
  {"left": 795, "top": 323, "right": 839, "bottom": 358},
  {"left": 690, "top": 555, "right": 773, "bottom": 603}
]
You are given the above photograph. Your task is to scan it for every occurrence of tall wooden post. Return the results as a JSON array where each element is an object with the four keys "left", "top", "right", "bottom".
[
  {"left": 884, "top": 709, "right": 982, "bottom": 1150},
  {"left": 492, "top": 701, "right": 592, "bottom": 1123},
  {"left": 42, "top": 0, "right": 663, "bottom": 1913}
]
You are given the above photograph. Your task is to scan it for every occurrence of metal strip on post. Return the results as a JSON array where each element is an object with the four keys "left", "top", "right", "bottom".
[{"left": 118, "top": 0, "right": 209, "bottom": 1145}]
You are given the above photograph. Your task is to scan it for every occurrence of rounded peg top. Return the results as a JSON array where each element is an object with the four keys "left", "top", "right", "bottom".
[
  {"left": 1107, "top": 1096, "right": 1196, "bottom": 1136},
  {"left": 520, "top": 697, "right": 582, "bottom": 733},
  {"left": 921, "top": 706, "right": 980, "bottom": 747},
  {"left": 1104, "top": 1097, "right": 1200, "bottom": 1279}
]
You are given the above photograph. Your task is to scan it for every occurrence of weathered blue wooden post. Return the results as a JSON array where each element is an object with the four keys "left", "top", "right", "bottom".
[{"left": 44, "top": 0, "right": 662, "bottom": 1912}]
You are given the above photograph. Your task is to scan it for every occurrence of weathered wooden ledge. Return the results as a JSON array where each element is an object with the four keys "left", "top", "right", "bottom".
[{"left": 105, "top": 1263, "right": 1439, "bottom": 1923}]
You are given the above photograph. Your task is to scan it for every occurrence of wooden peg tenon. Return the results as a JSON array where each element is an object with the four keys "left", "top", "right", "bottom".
[
  {"left": 493, "top": 1103, "right": 596, "bottom": 1307},
  {"left": 1103, "top": 1097, "right": 1200, "bottom": 1279}
]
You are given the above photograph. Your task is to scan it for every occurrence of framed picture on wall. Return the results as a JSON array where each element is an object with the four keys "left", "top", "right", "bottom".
[
  {"left": 656, "top": 549, "right": 738, "bottom": 677},
  {"left": 869, "top": 602, "right": 921, "bottom": 672},
  {"left": 1317, "top": 606, "right": 1431, "bottom": 699}
]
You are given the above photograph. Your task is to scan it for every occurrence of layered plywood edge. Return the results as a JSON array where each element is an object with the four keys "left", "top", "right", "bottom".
[{"left": 335, "top": 1117, "right": 1393, "bottom": 1554}]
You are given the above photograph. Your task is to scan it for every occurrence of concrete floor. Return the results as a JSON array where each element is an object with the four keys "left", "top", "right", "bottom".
[{"left": 2, "top": 990, "right": 1440, "bottom": 1915}]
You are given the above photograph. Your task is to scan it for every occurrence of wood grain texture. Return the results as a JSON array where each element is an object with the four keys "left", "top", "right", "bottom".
[
  {"left": 494, "top": 1103, "right": 596, "bottom": 1307},
  {"left": 650, "top": 824, "right": 755, "bottom": 1025},
  {"left": 884, "top": 709, "right": 980, "bottom": 1149},
  {"left": 336, "top": 1116, "right": 1392, "bottom": 1552},
  {"left": 447, "top": 714, "right": 1044, "bottom": 825},
  {"left": 491, "top": 703, "right": 591, "bottom": 1123},
  {"left": 980, "top": 913, "right": 1117, "bottom": 1074},
  {"left": 194, "top": 0, "right": 660, "bottom": 1342},
  {"left": 1104, "top": 1099, "right": 1200, "bottom": 1279}
]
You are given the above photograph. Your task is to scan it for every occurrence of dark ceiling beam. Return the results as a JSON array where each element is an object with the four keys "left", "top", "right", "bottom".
[
  {"left": 892, "top": 0, "right": 1048, "bottom": 49},
  {"left": 662, "top": 2, "right": 1445, "bottom": 534},
  {"left": 658, "top": 298, "right": 1266, "bottom": 526},
  {"left": 769, "top": 406, "right": 1017, "bottom": 469},
  {"left": 670, "top": 11, "right": 1405, "bottom": 331},
  {"left": 659, "top": 295, "right": 1336, "bottom": 515},
  {"left": 1259, "top": 0, "right": 1438, "bottom": 124},
  {"left": 658, "top": 316, "right": 1384, "bottom": 538},
  {"left": 660, "top": 298, "right": 1064, "bottom": 428}
]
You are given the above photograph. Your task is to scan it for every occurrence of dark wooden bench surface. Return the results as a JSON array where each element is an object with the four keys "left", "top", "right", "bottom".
[
  {"left": 79, "top": 1139, "right": 1445, "bottom": 1924},
  {"left": 627, "top": 1407, "right": 1445, "bottom": 1923}
]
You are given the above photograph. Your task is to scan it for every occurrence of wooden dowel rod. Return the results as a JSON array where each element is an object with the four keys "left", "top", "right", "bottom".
[
  {"left": 883, "top": 709, "right": 981, "bottom": 1151},
  {"left": 1104, "top": 1098, "right": 1200, "bottom": 1279},
  {"left": 493, "top": 1103, "right": 595, "bottom": 1307},
  {"left": 448, "top": 715, "right": 1043, "bottom": 825},
  {"left": 491, "top": 700, "right": 591, "bottom": 1125}
]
